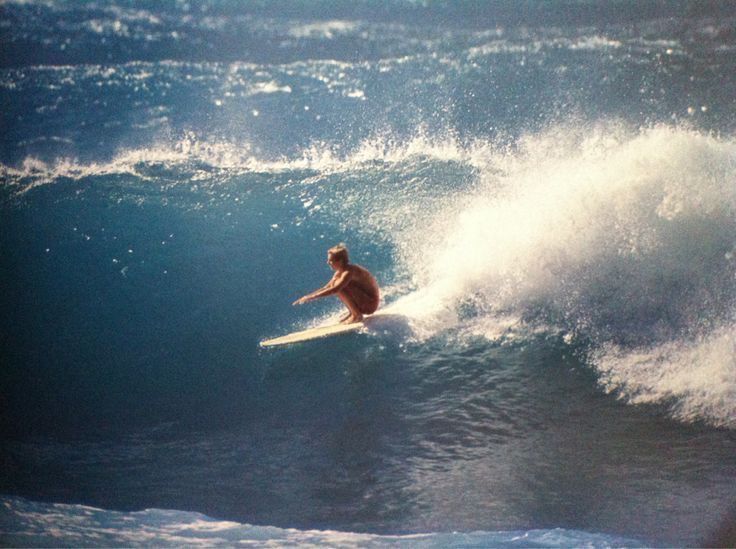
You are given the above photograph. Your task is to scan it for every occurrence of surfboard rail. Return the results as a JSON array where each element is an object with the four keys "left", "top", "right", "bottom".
[
  {"left": 259, "top": 311, "right": 407, "bottom": 348},
  {"left": 260, "top": 320, "right": 365, "bottom": 347}
]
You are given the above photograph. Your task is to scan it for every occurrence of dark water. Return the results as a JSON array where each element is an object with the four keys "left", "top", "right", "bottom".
[{"left": 2, "top": 1, "right": 736, "bottom": 546}]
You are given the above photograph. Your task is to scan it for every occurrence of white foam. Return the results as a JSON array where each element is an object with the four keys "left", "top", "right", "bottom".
[
  {"left": 249, "top": 80, "right": 292, "bottom": 94},
  {"left": 395, "top": 124, "right": 736, "bottom": 331},
  {"left": 467, "top": 33, "right": 622, "bottom": 59},
  {"left": 1, "top": 129, "right": 492, "bottom": 194},
  {"left": 380, "top": 122, "right": 736, "bottom": 426},
  {"left": 0, "top": 496, "right": 642, "bottom": 547},
  {"left": 595, "top": 325, "right": 736, "bottom": 427},
  {"left": 287, "top": 20, "right": 358, "bottom": 40}
]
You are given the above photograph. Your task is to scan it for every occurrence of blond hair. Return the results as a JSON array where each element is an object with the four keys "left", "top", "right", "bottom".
[{"left": 328, "top": 243, "right": 349, "bottom": 264}]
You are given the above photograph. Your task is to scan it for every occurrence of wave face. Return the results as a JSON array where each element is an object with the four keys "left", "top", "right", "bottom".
[{"left": 2, "top": 1, "right": 736, "bottom": 547}]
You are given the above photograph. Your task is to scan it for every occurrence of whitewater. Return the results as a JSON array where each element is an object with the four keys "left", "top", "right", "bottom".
[{"left": 2, "top": 1, "right": 736, "bottom": 547}]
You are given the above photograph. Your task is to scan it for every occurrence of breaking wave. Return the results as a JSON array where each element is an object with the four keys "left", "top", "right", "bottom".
[
  {"left": 365, "top": 123, "right": 736, "bottom": 428},
  {"left": 3, "top": 122, "right": 735, "bottom": 428}
]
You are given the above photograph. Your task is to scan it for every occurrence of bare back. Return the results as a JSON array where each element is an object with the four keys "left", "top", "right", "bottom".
[{"left": 341, "top": 264, "right": 380, "bottom": 313}]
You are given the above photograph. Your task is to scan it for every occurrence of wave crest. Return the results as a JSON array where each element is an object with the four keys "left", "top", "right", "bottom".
[{"left": 1, "top": 129, "right": 490, "bottom": 194}]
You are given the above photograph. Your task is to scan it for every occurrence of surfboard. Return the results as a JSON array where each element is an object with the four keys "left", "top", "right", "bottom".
[{"left": 260, "top": 312, "right": 406, "bottom": 348}]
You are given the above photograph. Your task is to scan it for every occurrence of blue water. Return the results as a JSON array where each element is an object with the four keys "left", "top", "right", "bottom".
[{"left": 2, "top": 1, "right": 736, "bottom": 547}]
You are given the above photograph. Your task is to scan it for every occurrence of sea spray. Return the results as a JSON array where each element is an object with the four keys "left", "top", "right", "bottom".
[
  {"left": 384, "top": 123, "right": 736, "bottom": 427},
  {"left": 594, "top": 325, "right": 736, "bottom": 428}
]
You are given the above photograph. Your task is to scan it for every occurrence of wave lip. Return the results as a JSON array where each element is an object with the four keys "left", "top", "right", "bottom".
[{"left": 0, "top": 496, "right": 644, "bottom": 548}]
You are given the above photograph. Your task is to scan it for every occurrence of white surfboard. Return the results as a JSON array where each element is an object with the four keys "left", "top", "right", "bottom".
[{"left": 260, "top": 312, "right": 407, "bottom": 348}]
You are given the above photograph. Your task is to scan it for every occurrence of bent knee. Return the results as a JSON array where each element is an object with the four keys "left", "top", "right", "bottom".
[{"left": 339, "top": 287, "right": 379, "bottom": 315}]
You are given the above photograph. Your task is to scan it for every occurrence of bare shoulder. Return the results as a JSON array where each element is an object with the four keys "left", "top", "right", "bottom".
[
  {"left": 348, "top": 264, "right": 371, "bottom": 276},
  {"left": 349, "top": 264, "right": 378, "bottom": 285}
]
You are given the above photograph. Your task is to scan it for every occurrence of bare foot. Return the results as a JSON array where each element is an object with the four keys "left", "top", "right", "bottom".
[
  {"left": 339, "top": 312, "right": 351, "bottom": 323},
  {"left": 340, "top": 313, "right": 363, "bottom": 324}
]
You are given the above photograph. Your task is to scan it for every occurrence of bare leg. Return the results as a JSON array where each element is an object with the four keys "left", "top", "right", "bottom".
[{"left": 337, "top": 290, "right": 364, "bottom": 323}]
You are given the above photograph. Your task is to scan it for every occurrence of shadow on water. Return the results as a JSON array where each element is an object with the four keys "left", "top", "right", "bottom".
[{"left": 363, "top": 313, "right": 412, "bottom": 333}]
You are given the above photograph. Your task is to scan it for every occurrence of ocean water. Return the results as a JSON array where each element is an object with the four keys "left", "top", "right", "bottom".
[{"left": 2, "top": 1, "right": 736, "bottom": 547}]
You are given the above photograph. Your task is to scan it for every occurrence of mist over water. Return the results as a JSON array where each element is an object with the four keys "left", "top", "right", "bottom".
[{"left": 2, "top": 1, "right": 736, "bottom": 546}]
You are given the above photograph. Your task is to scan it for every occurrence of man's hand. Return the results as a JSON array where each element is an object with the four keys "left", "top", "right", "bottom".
[{"left": 293, "top": 296, "right": 310, "bottom": 306}]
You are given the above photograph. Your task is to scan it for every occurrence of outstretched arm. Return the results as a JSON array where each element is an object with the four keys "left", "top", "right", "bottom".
[{"left": 293, "top": 270, "right": 351, "bottom": 305}]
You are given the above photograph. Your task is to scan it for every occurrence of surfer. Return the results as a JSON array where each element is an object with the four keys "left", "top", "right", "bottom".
[{"left": 293, "top": 244, "right": 380, "bottom": 324}]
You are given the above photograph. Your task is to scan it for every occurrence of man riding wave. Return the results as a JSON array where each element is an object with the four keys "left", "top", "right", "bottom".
[{"left": 293, "top": 244, "right": 380, "bottom": 324}]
